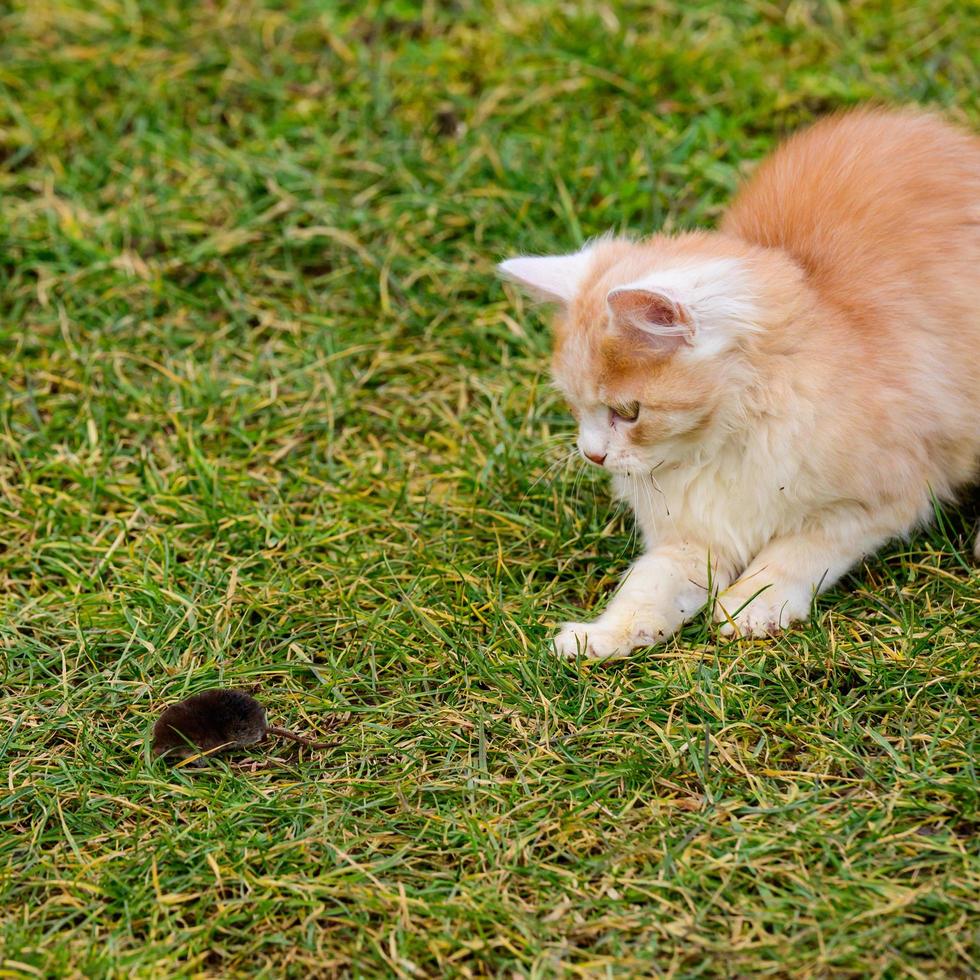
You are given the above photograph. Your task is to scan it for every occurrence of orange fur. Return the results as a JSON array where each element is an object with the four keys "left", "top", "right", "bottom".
[{"left": 500, "top": 107, "right": 980, "bottom": 658}]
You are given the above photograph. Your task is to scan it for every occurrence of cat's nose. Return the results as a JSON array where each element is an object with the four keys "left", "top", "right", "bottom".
[{"left": 584, "top": 450, "right": 607, "bottom": 466}]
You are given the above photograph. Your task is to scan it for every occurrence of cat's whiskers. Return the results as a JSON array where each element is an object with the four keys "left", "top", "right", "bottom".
[
  {"left": 638, "top": 469, "right": 659, "bottom": 544},
  {"left": 521, "top": 445, "right": 577, "bottom": 505},
  {"left": 646, "top": 461, "right": 676, "bottom": 530},
  {"left": 623, "top": 472, "right": 642, "bottom": 559}
]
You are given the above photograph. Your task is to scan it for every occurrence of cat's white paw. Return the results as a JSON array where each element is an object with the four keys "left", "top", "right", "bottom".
[
  {"left": 716, "top": 586, "right": 810, "bottom": 638},
  {"left": 553, "top": 622, "right": 634, "bottom": 661}
]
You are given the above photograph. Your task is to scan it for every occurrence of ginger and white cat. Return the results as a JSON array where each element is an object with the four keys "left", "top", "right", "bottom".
[{"left": 500, "top": 107, "right": 980, "bottom": 660}]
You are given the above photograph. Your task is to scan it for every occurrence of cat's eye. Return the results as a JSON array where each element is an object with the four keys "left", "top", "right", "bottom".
[{"left": 608, "top": 401, "right": 640, "bottom": 422}]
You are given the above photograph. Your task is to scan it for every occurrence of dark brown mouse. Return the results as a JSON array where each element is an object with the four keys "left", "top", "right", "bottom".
[{"left": 152, "top": 688, "right": 336, "bottom": 763}]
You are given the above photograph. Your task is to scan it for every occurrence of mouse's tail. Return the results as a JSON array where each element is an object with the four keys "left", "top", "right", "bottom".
[{"left": 266, "top": 726, "right": 337, "bottom": 750}]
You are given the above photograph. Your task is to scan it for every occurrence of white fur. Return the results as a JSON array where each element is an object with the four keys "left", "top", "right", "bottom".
[
  {"left": 497, "top": 248, "right": 595, "bottom": 304},
  {"left": 555, "top": 410, "right": 928, "bottom": 658},
  {"left": 607, "top": 259, "right": 759, "bottom": 358},
  {"left": 553, "top": 370, "right": 941, "bottom": 658}
]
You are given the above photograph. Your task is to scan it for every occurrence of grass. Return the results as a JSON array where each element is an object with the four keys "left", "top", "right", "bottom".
[{"left": 1, "top": 0, "right": 979, "bottom": 975}]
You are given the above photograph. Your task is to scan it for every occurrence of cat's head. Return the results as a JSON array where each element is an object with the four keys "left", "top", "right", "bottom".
[{"left": 499, "top": 234, "right": 773, "bottom": 474}]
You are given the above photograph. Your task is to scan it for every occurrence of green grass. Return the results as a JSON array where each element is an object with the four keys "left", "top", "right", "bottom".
[{"left": 2, "top": 0, "right": 979, "bottom": 975}]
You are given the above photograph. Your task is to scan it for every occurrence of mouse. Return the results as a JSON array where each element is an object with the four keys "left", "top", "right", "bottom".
[{"left": 152, "top": 688, "right": 337, "bottom": 763}]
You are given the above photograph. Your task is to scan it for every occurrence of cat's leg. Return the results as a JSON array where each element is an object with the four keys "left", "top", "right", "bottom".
[
  {"left": 714, "top": 517, "right": 902, "bottom": 638},
  {"left": 554, "top": 540, "right": 730, "bottom": 660}
]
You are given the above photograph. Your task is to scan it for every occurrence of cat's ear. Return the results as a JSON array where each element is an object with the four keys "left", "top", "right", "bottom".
[
  {"left": 606, "top": 260, "right": 755, "bottom": 356},
  {"left": 606, "top": 286, "right": 693, "bottom": 355},
  {"left": 497, "top": 247, "right": 594, "bottom": 304}
]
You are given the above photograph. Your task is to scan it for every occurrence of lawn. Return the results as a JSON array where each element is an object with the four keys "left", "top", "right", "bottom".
[{"left": 2, "top": 1, "right": 979, "bottom": 975}]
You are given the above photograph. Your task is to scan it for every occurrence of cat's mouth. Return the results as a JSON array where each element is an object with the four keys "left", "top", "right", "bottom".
[
  {"left": 597, "top": 453, "right": 667, "bottom": 475},
  {"left": 600, "top": 457, "right": 644, "bottom": 476}
]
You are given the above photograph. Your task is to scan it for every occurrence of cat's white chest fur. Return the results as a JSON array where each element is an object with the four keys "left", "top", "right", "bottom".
[{"left": 612, "top": 433, "right": 802, "bottom": 575}]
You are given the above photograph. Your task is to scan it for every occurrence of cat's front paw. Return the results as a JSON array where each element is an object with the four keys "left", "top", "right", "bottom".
[
  {"left": 552, "top": 622, "right": 636, "bottom": 661},
  {"left": 715, "top": 586, "right": 810, "bottom": 638}
]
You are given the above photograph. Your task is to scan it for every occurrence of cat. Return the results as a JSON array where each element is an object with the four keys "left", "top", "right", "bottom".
[{"left": 499, "top": 106, "right": 980, "bottom": 660}]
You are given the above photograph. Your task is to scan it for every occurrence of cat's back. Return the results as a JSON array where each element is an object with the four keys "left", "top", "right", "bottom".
[{"left": 721, "top": 108, "right": 980, "bottom": 313}]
